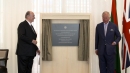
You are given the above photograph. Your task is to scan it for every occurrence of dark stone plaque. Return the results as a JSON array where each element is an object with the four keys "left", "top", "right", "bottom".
[{"left": 52, "top": 24, "right": 79, "bottom": 46}]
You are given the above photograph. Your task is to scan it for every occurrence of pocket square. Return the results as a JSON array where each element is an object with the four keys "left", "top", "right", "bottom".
[{"left": 110, "top": 29, "right": 114, "bottom": 31}]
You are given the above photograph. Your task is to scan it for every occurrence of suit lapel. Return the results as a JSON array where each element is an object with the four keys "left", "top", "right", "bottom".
[
  {"left": 25, "top": 20, "right": 37, "bottom": 35},
  {"left": 106, "top": 22, "right": 111, "bottom": 37},
  {"left": 101, "top": 23, "right": 105, "bottom": 37}
]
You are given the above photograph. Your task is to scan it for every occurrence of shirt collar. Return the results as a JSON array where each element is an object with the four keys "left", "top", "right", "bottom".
[
  {"left": 26, "top": 20, "right": 31, "bottom": 26},
  {"left": 104, "top": 22, "right": 109, "bottom": 25}
]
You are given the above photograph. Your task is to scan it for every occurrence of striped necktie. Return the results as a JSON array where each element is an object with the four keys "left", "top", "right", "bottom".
[{"left": 30, "top": 25, "right": 36, "bottom": 33}]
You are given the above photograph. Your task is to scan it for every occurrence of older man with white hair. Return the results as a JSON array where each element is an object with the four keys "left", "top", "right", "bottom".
[
  {"left": 16, "top": 11, "right": 40, "bottom": 73},
  {"left": 95, "top": 11, "right": 121, "bottom": 73}
]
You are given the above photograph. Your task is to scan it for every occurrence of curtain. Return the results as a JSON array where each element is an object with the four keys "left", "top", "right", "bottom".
[
  {"left": 78, "top": 20, "right": 89, "bottom": 61},
  {"left": 42, "top": 19, "right": 52, "bottom": 61}
]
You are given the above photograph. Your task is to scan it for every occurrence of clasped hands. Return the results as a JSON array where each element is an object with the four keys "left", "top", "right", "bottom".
[{"left": 32, "top": 39, "right": 40, "bottom": 55}]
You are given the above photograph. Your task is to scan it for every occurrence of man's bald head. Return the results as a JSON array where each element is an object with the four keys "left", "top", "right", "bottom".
[{"left": 25, "top": 11, "right": 35, "bottom": 23}]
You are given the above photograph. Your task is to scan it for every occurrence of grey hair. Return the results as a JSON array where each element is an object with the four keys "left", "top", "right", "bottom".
[{"left": 102, "top": 11, "right": 110, "bottom": 17}]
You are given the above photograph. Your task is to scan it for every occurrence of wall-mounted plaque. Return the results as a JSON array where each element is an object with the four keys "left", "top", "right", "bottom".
[{"left": 52, "top": 24, "right": 79, "bottom": 46}]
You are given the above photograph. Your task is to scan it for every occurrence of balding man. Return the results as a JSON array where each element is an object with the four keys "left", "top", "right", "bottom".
[
  {"left": 16, "top": 11, "right": 40, "bottom": 73},
  {"left": 95, "top": 11, "right": 121, "bottom": 73}
]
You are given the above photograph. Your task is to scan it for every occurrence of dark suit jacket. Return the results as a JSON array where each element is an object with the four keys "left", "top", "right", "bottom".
[
  {"left": 95, "top": 22, "right": 121, "bottom": 55},
  {"left": 16, "top": 20, "right": 38, "bottom": 56}
]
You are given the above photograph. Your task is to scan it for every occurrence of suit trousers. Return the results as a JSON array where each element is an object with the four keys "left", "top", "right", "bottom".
[
  {"left": 98, "top": 45, "right": 115, "bottom": 73},
  {"left": 17, "top": 55, "right": 34, "bottom": 73}
]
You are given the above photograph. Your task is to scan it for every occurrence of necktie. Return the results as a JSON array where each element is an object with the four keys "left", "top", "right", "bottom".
[
  {"left": 30, "top": 25, "right": 36, "bottom": 33},
  {"left": 104, "top": 24, "right": 107, "bottom": 36}
]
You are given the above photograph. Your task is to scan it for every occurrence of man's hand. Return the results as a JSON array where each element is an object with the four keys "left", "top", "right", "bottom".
[
  {"left": 32, "top": 40, "right": 37, "bottom": 45},
  {"left": 95, "top": 50, "right": 98, "bottom": 55},
  {"left": 37, "top": 50, "right": 40, "bottom": 55},
  {"left": 112, "top": 41, "right": 116, "bottom": 45}
]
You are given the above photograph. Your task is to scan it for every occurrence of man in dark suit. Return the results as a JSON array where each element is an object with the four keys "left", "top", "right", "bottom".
[
  {"left": 16, "top": 11, "right": 40, "bottom": 73},
  {"left": 95, "top": 11, "right": 121, "bottom": 73}
]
